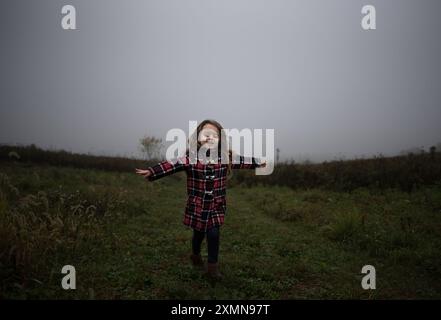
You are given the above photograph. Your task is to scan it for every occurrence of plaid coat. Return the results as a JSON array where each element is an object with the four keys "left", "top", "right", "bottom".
[{"left": 145, "top": 152, "right": 263, "bottom": 232}]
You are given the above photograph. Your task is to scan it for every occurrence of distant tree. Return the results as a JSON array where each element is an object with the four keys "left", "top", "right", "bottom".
[{"left": 139, "top": 135, "right": 163, "bottom": 161}]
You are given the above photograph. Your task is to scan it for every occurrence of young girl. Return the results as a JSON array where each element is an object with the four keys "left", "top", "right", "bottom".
[{"left": 135, "top": 119, "right": 266, "bottom": 279}]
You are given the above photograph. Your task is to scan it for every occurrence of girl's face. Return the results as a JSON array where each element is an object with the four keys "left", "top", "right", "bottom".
[{"left": 198, "top": 124, "right": 220, "bottom": 149}]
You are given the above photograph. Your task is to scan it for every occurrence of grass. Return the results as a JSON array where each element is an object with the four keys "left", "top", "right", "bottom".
[{"left": 1, "top": 161, "right": 441, "bottom": 299}]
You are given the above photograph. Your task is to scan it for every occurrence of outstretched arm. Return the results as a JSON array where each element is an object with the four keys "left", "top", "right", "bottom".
[
  {"left": 135, "top": 156, "right": 188, "bottom": 181},
  {"left": 231, "top": 153, "right": 266, "bottom": 170}
]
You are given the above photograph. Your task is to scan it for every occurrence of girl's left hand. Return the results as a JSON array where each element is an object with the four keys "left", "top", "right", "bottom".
[{"left": 260, "top": 161, "right": 267, "bottom": 168}]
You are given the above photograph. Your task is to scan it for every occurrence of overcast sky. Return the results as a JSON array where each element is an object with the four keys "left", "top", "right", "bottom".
[{"left": 1, "top": 0, "right": 440, "bottom": 162}]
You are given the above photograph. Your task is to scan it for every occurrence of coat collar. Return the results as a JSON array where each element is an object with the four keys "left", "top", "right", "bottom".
[{"left": 187, "top": 148, "right": 223, "bottom": 165}]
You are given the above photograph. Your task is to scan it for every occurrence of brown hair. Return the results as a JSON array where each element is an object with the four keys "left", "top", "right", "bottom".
[{"left": 186, "top": 119, "right": 234, "bottom": 179}]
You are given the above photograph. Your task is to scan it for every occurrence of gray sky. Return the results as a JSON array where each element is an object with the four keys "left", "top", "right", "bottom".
[{"left": 1, "top": 0, "right": 440, "bottom": 162}]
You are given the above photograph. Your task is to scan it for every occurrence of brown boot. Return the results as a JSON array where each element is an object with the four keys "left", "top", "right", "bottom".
[
  {"left": 207, "top": 262, "right": 222, "bottom": 280},
  {"left": 190, "top": 254, "right": 204, "bottom": 269}
]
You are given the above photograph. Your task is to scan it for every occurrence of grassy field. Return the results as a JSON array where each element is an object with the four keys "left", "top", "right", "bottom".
[{"left": 1, "top": 161, "right": 441, "bottom": 299}]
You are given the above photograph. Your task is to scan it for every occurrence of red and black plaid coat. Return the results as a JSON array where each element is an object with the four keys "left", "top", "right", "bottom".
[{"left": 145, "top": 151, "right": 263, "bottom": 232}]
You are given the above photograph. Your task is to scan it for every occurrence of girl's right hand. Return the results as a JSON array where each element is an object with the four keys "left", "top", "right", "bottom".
[{"left": 135, "top": 168, "right": 152, "bottom": 179}]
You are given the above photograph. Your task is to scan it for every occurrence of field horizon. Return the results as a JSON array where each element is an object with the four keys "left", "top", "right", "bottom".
[{"left": 1, "top": 145, "right": 440, "bottom": 299}]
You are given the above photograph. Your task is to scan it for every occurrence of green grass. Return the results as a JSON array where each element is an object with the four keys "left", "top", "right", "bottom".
[{"left": 1, "top": 161, "right": 440, "bottom": 299}]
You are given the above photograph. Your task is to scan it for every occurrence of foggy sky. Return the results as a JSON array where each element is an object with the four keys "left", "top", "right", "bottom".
[{"left": 1, "top": 0, "right": 440, "bottom": 162}]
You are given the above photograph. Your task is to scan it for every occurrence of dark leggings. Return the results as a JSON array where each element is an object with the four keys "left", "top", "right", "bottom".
[{"left": 192, "top": 226, "right": 220, "bottom": 263}]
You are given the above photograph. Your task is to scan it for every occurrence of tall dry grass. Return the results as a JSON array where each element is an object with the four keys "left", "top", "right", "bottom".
[{"left": 0, "top": 172, "right": 125, "bottom": 295}]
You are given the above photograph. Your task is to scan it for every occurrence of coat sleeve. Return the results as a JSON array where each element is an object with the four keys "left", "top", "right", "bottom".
[
  {"left": 145, "top": 155, "right": 188, "bottom": 181},
  {"left": 231, "top": 154, "right": 263, "bottom": 170}
]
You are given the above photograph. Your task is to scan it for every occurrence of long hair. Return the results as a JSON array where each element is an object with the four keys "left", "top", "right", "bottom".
[{"left": 186, "top": 119, "right": 234, "bottom": 179}]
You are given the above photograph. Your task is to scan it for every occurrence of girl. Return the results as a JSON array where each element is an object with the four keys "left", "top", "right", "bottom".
[{"left": 135, "top": 119, "right": 266, "bottom": 279}]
